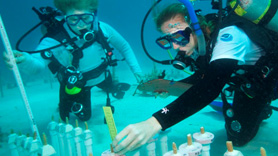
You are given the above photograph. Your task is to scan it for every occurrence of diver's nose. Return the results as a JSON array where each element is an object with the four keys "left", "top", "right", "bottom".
[
  {"left": 77, "top": 19, "right": 86, "bottom": 28},
  {"left": 172, "top": 42, "right": 180, "bottom": 50}
]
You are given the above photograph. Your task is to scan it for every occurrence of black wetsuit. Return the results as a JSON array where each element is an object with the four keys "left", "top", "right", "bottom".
[
  {"left": 59, "top": 70, "right": 114, "bottom": 121},
  {"left": 153, "top": 54, "right": 273, "bottom": 146}
]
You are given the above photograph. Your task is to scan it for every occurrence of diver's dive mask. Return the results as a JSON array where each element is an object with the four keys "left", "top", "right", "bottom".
[
  {"left": 65, "top": 12, "right": 97, "bottom": 42},
  {"left": 156, "top": 27, "right": 192, "bottom": 49},
  {"left": 156, "top": 27, "right": 195, "bottom": 70},
  {"left": 65, "top": 13, "right": 95, "bottom": 26}
]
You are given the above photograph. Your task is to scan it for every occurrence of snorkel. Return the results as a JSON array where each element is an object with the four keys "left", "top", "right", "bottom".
[{"left": 178, "top": 0, "right": 206, "bottom": 56}]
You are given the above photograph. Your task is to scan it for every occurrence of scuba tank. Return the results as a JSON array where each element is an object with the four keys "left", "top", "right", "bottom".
[{"left": 229, "top": 0, "right": 278, "bottom": 33}]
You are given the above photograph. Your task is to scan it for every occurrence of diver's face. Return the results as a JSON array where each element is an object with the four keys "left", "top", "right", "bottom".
[
  {"left": 160, "top": 14, "right": 197, "bottom": 56},
  {"left": 65, "top": 9, "right": 94, "bottom": 35}
]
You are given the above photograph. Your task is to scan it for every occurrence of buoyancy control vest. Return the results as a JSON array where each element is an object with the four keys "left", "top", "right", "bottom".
[
  {"left": 210, "top": 12, "right": 278, "bottom": 100},
  {"left": 15, "top": 6, "right": 123, "bottom": 95},
  {"left": 40, "top": 20, "right": 119, "bottom": 95}
]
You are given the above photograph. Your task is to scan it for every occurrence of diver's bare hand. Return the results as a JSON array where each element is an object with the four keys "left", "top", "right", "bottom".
[
  {"left": 3, "top": 50, "right": 26, "bottom": 69},
  {"left": 112, "top": 117, "right": 162, "bottom": 155}
]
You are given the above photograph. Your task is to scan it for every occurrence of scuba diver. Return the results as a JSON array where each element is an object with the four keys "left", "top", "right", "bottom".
[
  {"left": 3, "top": 0, "right": 143, "bottom": 122},
  {"left": 112, "top": 0, "right": 278, "bottom": 154}
]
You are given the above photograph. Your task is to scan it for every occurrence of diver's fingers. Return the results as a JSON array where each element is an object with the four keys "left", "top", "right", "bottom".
[
  {"left": 15, "top": 54, "right": 25, "bottom": 64},
  {"left": 114, "top": 124, "right": 150, "bottom": 155},
  {"left": 3, "top": 51, "right": 10, "bottom": 61},
  {"left": 3, "top": 50, "right": 25, "bottom": 69},
  {"left": 3, "top": 52, "right": 13, "bottom": 69},
  {"left": 127, "top": 135, "right": 148, "bottom": 152},
  {"left": 112, "top": 126, "right": 133, "bottom": 151},
  {"left": 4, "top": 61, "right": 13, "bottom": 69},
  {"left": 13, "top": 50, "right": 25, "bottom": 64},
  {"left": 3, "top": 50, "right": 25, "bottom": 64},
  {"left": 113, "top": 124, "right": 145, "bottom": 153},
  {"left": 116, "top": 138, "right": 142, "bottom": 155}
]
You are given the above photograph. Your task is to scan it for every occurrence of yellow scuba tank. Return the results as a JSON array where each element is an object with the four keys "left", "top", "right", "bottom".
[{"left": 230, "top": 0, "right": 278, "bottom": 33}]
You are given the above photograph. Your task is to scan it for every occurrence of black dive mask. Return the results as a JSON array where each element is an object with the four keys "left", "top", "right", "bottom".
[{"left": 156, "top": 27, "right": 192, "bottom": 49}]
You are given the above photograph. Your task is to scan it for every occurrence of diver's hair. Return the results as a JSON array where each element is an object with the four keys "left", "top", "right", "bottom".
[
  {"left": 154, "top": 3, "right": 214, "bottom": 39},
  {"left": 155, "top": 3, "right": 190, "bottom": 32},
  {"left": 54, "top": 0, "right": 98, "bottom": 14}
]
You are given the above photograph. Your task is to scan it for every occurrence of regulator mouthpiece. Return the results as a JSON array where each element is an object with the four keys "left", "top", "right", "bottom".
[{"left": 80, "top": 29, "right": 95, "bottom": 42}]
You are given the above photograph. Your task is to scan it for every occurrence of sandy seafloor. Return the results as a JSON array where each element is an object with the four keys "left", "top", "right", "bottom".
[{"left": 0, "top": 65, "right": 277, "bottom": 156}]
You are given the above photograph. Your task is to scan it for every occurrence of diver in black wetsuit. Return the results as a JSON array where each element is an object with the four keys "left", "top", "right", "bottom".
[{"left": 112, "top": 3, "right": 278, "bottom": 154}]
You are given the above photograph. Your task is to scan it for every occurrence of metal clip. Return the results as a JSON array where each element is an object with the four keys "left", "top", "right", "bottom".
[{"left": 261, "top": 66, "right": 270, "bottom": 78}]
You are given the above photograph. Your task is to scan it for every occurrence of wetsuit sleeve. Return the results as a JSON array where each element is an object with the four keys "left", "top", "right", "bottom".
[
  {"left": 17, "top": 52, "right": 45, "bottom": 75},
  {"left": 178, "top": 70, "right": 205, "bottom": 85},
  {"left": 152, "top": 59, "right": 238, "bottom": 130},
  {"left": 100, "top": 22, "right": 142, "bottom": 74},
  {"left": 18, "top": 37, "right": 62, "bottom": 75}
]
